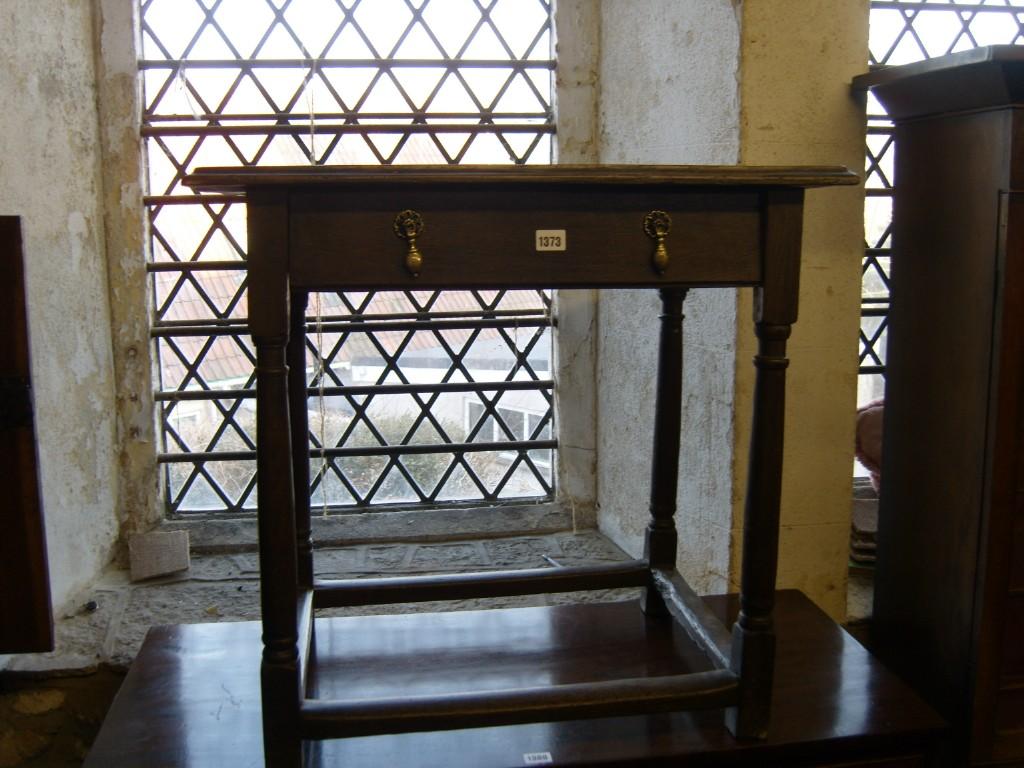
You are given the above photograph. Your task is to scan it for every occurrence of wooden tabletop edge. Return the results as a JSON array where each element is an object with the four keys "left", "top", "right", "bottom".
[{"left": 183, "top": 164, "right": 860, "bottom": 192}]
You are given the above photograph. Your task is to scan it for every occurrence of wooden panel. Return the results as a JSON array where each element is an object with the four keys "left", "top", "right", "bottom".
[
  {"left": 1001, "top": 597, "right": 1024, "bottom": 678},
  {"left": 289, "top": 187, "right": 762, "bottom": 289},
  {"left": 970, "top": 185, "right": 1024, "bottom": 764},
  {"left": 0, "top": 216, "right": 53, "bottom": 653},
  {"left": 865, "top": 55, "right": 1024, "bottom": 766},
  {"left": 994, "top": 686, "right": 1024, "bottom": 732},
  {"left": 993, "top": 729, "right": 1024, "bottom": 764},
  {"left": 1007, "top": 177, "right": 1024, "bottom": 603},
  {"left": 873, "top": 107, "right": 1010, "bottom": 723},
  {"left": 84, "top": 592, "right": 946, "bottom": 768},
  {"left": 1012, "top": 512, "right": 1024, "bottom": 591}
]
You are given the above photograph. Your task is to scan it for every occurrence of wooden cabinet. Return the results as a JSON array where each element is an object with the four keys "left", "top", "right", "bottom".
[{"left": 855, "top": 47, "right": 1024, "bottom": 765}]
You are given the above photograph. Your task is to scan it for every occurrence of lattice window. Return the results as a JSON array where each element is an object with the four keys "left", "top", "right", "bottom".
[
  {"left": 140, "top": 0, "right": 555, "bottom": 515},
  {"left": 861, "top": 0, "right": 1024, "bottom": 407}
]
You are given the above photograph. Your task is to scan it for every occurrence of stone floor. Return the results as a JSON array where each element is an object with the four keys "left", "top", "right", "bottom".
[
  {"left": 846, "top": 569, "right": 874, "bottom": 623},
  {"left": 4, "top": 530, "right": 633, "bottom": 679}
]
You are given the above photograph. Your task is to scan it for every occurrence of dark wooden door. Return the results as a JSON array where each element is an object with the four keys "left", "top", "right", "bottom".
[{"left": 0, "top": 216, "right": 54, "bottom": 653}]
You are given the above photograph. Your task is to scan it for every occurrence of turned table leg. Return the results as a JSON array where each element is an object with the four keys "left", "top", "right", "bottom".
[
  {"left": 726, "top": 320, "right": 790, "bottom": 739},
  {"left": 288, "top": 291, "right": 313, "bottom": 591},
  {"left": 727, "top": 188, "right": 803, "bottom": 740},
  {"left": 249, "top": 190, "right": 302, "bottom": 767},
  {"left": 643, "top": 287, "right": 689, "bottom": 616}
]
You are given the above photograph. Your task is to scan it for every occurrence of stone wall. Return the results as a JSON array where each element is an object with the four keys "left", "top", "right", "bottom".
[
  {"left": 551, "top": 0, "right": 601, "bottom": 527},
  {"left": 93, "top": 0, "right": 160, "bottom": 546},
  {"left": 0, "top": 1, "right": 121, "bottom": 614},
  {"left": 731, "top": 0, "right": 868, "bottom": 618},
  {"left": 592, "top": 0, "right": 743, "bottom": 594},
  {"left": 582, "top": 1, "right": 868, "bottom": 618},
  {"left": 0, "top": 0, "right": 868, "bottom": 630}
]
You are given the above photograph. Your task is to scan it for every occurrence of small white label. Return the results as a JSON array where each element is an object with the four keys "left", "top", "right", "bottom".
[
  {"left": 523, "top": 752, "right": 553, "bottom": 765},
  {"left": 535, "top": 230, "right": 566, "bottom": 251}
]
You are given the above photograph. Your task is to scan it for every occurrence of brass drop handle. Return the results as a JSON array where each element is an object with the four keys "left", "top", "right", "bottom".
[
  {"left": 643, "top": 210, "right": 672, "bottom": 274},
  {"left": 393, "top": 209, "right": 425, "bottom": 276}
]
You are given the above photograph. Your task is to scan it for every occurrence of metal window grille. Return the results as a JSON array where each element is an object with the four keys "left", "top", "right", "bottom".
[
  {"left": 140, "top": 0, "right": 556, "bottom": 515},
  {"left": 861, "top": 0, "right": 1024, "bottom": 406}
]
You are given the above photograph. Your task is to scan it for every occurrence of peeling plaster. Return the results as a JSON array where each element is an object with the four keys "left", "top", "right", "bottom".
[
  {"left": 93, "top": 0, "right": 160, "bottom": 544},
  {"left": 66, "top": 212, "right": 88, "bottom": 299}
]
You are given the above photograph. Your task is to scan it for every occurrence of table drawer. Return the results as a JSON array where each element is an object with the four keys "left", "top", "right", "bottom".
[{"left": 288, "top": 186, "right": 763, "bottom": 290}]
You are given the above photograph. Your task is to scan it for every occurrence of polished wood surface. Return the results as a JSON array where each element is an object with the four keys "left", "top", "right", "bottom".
[
  {"left": 184, "top": 163, "right": 859, "bottom": 191},
  {"left": 312, "top": 560, "right": 650, "bottom": 608},
  {"left": 186, "top": 166, "right": 855, "bottom": 292},
  {"left": 286, "top": 188, "right": 763, "bottom": 289},
  {"left": 0, "top": 216, "right": 53, "bottom": 654},
  {"left": 183, "top": 164, "right": 854, "bottom": 763},
  {"left": 85, "top": 591, "right": 946, "bottom": 767},
  {"left": 855, "top": 48, "right": 1024, "bottom": 765},
  {"left": 851, "top": 45, "right": 1024, "bottom": 120},
  {"left": 727, "top": 188, "right": 803, "bottom": 740}
]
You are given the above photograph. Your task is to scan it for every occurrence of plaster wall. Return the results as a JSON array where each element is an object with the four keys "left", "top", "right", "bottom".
[
  {"left": 733, "top": 0, "right": 869, "bottom": 618},
  {"left": 593, "top": 0, "right": 741, "bottom": 593},
  {"left": 93, "top": 0, "right": 160, "bottom": 544},
  {"left": 589, "top": 1, "right": 868, "bottom": 618},
  {"left": 552, "top": 0, "right": 600, "bottom": 527},
  {"left": 0, "top": 1, "right": 120, "bottom": 612}
]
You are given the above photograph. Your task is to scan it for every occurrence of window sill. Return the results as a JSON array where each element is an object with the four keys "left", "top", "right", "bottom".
[{"left": 159, "top": 501, "right": 575, "bottom": 555}]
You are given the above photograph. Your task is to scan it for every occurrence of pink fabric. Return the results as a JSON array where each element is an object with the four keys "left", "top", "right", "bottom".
[{"left": 855, "top": 398, "right": 884, "bottom": 492}]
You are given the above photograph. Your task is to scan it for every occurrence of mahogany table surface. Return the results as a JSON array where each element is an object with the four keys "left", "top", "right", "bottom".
[{"left": 85, "top": 590, "right": 946, "bottom": 767}]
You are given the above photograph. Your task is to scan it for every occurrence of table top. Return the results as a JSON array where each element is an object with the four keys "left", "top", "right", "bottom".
[
  {"left": 85, "top": 590, "right": 945, "bottom": 767},
  {"left": 192, "top": 164, "right": 857, "bottom": 293},
  {"left": 184, "top": 164, "right": 858, "bottom": 194}
]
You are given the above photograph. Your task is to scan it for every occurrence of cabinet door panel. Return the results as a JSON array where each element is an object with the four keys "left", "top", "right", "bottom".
[{"left": 0, "top": 216, "right": 53, "bottom": 653}]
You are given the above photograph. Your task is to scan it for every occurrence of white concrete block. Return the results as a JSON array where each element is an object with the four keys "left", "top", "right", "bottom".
[{"left": 129, "top": 531, "right": 190, "bottom": 582}]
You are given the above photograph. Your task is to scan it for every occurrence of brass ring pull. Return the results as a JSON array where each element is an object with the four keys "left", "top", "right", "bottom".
[
  {"left": 643, "top": 210, "right": 672, "bottom": 274},
  {"left": 393, "top": 210, "right": 425, "bottom": 276}
]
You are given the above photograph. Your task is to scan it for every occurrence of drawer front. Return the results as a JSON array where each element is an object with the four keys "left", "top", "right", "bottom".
[{"left": 288, "top": 187, "right": 763, "bottom": 290}]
